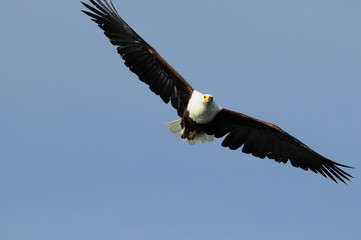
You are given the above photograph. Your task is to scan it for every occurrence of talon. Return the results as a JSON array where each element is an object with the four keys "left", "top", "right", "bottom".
[
  {"left": 180, "top": 128, "right": 186, "bottom": 139},
  {"left": 187, "top": 131, "right": 196, "bottom": 140}
]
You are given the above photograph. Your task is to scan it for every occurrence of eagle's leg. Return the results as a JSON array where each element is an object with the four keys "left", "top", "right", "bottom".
[
  {"left": 180, "top": 128, "right": 196, "bottom": 140},
  {"left": 180, "top": 128, "right": 186, "bottom": 139},
  {"left": 180, "top": 111, "right": 197, "bottom": 140},
  {"left": 180, "top": 117, "right": 190, "bottom": 139},
  {"left": 187, "top": 131, "right": 197, "bottom": 140}
]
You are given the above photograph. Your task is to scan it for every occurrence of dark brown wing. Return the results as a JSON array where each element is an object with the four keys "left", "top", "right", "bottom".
[
  {"left": 81, "top": 0, "right": 193, "bottom": 116},
  {"left": 205, "top": 108, "right": 353, "bottom": 183}
]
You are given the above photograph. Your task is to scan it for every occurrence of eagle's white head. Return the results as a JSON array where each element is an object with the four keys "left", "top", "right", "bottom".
[
  {"left": 187, "top": 90, "right": 222, "bottom": 124},
  {"left": 203, "top": 94, "right": 213, "bottom": 104}
]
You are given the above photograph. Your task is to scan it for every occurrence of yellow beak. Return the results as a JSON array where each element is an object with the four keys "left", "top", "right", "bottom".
[{"left": 203, "top": 95, "right": 213, "bottom": 103}]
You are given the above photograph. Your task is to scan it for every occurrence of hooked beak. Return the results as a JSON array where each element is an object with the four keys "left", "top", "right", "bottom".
[{"left": 203, "top": 95, "right": 213, "bottom": 103}]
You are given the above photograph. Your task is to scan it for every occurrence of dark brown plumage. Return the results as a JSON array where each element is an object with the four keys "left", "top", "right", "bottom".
[
  {"left": 204, "top": 109, "right": 352, "bottom": 183},
  {"left": 81, "top": 0, "right": 192, "bottom": 116},
  {"left": 81, "top": 0, "right": 353, "bottom": 183}
]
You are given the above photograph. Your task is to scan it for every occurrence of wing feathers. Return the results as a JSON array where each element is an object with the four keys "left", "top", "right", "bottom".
[
  {"left": 231, "top": 128, "right": 250, "bottom": 150},
  {"left": 242, "top": 130, "right": 258, "bottom": 154},
  {"left": 82, "top": 0, "right": 193, "bottom": 116},
  {"left": 214, "top": 123, "right": 235, "bottom": 138},
  {"left": 206, "top": 108, "right": 352, "bottom": 183}
]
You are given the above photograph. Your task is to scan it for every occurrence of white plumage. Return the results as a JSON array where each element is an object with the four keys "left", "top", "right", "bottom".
[
  {"left": 187, "top": 90, "right": 222, "bottom": 124},
  {"left": 166, "top": 119, "right": 214, "bottom": 145},
  {"left": 166, "top": 90, "right": 222, "bottom": 144}
]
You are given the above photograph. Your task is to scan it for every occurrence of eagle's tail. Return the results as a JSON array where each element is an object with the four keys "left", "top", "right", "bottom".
[{"left": 166, "top": 119, "right": 214, "bottom": 145}]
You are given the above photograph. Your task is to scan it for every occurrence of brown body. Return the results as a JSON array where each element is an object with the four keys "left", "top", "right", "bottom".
[{"left": 180, "top": 110, "right": 208, "bottom": 140}]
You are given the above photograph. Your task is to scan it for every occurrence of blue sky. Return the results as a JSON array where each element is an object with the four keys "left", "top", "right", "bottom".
[{"left": 1, "top": 0, "right": 361, "bottom": 239}]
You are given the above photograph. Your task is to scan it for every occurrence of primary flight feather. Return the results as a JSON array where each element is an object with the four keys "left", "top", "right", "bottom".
[{"left": 81, "top": 0, "right": 353, "bottom": 183}]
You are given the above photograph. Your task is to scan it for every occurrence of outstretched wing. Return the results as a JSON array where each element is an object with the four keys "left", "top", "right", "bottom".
[
  {"left": 81, "top": 0, "right": 193, "bottom": 116},
  {"left": 205, "top": 108, "right": 353, "bottom": 183}
]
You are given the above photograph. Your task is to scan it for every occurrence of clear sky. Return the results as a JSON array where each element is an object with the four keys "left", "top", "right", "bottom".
[{"left": 1, "top": 0, "right": 361, "bottom": 239}]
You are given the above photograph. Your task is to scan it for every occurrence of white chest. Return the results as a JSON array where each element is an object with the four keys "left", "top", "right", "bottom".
[{"left": 187, "top": 90, "right": 222, "bottom": 124}]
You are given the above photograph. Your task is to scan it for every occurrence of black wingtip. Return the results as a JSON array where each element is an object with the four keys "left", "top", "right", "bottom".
[
  {"left": 80, "top": 1, "right": 87, "bottom": 8},
  {"left": 335, "top": 163, "right": 354, "bottom": 169}
]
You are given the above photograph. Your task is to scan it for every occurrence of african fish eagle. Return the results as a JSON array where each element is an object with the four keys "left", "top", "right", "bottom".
[{"left": 81, "top": 0, "right": 353, "bottom": 183}]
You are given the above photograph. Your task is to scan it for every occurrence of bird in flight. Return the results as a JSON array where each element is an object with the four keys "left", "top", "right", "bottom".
[{"left": 81, "top": 0, "right": 352, "bottom": 183}]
